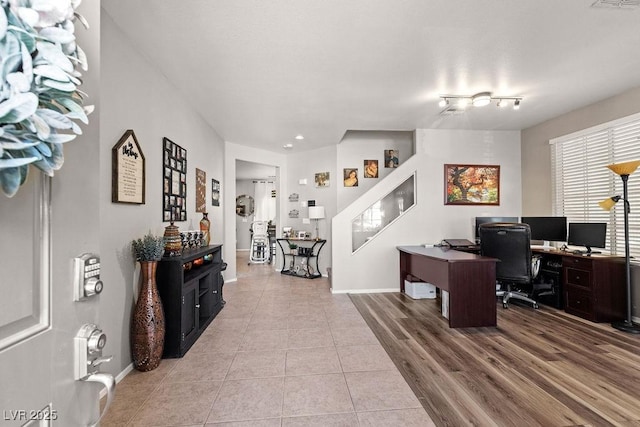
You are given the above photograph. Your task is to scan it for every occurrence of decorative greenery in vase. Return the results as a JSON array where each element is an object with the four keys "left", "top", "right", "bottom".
[
  {"left": 131, "top": 233, "right": 165, "bottom": 262},
  {"left": 0, "top": 0, "right": 93, "bottom": 197}
]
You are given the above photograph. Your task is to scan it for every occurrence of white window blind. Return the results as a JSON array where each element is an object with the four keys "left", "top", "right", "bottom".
[{"left": 551, "top": 112, "right": 640, "bottom": 259}]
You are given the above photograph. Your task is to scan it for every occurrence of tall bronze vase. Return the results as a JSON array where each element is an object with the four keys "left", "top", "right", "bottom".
[{"left": 131, "top": 260, "right": 165, "bottom": 371}]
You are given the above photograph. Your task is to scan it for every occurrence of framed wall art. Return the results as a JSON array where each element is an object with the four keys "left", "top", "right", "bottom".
[
  {"left": 162, "top": 137, "right": 187, "bottom": 222},
  {"left": 112, "top": 129, "right": 145, "bottom": 204},
  {"left": 363, "top": 159, "right": 378, "bottom": 178},
  {"left": 343, "top": 168, "right": 358, "bottom": 187},
  {"left": 195, "top": 168, "right": 206, "bottom": 213},
  {"left": 315, "top": 172, "right": 330, "bottom": 187},
  {"left": 384, "top": 149, "right": 399, "bottom": 168},
  {"left": 211, "top": 178, "right": 220, "bottom": 206},
  {"left": 444, "top": 164, "right": 500, "bottom": 205}
]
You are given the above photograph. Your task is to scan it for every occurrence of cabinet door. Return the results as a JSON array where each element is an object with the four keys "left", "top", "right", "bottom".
[
  {"left": 198, "top": 272, "right": 214, "bottom": 319},
  {"left": 211, "top": 270, "right": 222, "bottom": 308},
  {"left": 181, "top": 281, "right": 199, "bottom": 352}
]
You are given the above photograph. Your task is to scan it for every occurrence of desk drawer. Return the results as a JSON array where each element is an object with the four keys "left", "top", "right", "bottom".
[
  {"left": 564, "top": 267, "right": 591, "bottom": 288},
  {"left": 563, "top": 256, "right": 593, "bottom": 271},
  {"left": 565, "top": 287, "right": 593, "bottom": 319}
]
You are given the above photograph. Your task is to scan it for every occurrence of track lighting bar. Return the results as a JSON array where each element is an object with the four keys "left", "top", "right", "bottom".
[{"left": 439, "top": 92, "right": 523, "bottom": 110}]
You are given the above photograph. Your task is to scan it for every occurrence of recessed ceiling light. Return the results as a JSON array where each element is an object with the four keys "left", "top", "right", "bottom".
[
  {"left": 295, "top": 135, "right": 304, "bottom": 140},
  {"left": 283, "top": 143, "right": 293, "bottom": 150}
]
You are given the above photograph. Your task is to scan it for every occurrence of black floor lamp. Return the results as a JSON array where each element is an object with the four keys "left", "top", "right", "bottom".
[{"left": 599, "top": 159, "right": 640, "bottom": 334}]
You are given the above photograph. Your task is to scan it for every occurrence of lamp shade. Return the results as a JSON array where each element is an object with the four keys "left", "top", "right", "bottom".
[
  {"left": 606, "top": 159, "right": 640, "bottom": 176},
  {"left": 308, "top": 206, "right": 325, "bottom": 219},
  {"left": 598, "top": 196, "right": 620, "bottom": 211}
]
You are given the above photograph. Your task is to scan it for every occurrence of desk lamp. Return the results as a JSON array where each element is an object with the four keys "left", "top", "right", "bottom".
[
  {"left": 308, "top": 206, "right": 325, "bottom": 240},
  {"left": 599, "top": 159, "right": 640, "bottom": 334}
]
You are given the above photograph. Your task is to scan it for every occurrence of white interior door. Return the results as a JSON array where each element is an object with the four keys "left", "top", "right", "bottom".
[{"left": 0, "top": 2, "right": 102, "bottom": 423}]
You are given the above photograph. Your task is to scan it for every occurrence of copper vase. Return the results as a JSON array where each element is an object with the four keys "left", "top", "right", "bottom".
[{"left": 131, "top": 261, "right": 165, "bottom": 371}]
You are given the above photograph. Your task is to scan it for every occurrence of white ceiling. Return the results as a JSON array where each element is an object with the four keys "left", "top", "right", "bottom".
[{"left": 102, "top": 0, "right": 640, "bottom": 153}]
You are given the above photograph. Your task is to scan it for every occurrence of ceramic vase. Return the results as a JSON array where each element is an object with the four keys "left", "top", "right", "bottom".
[
  {"left": 131, "top": 261, "right": 165, "bottom": 371},
  {"left": 163, "top": 222, "right": 182, "bottom": 256},
  {"left": 200, "top": 212, "right": 210, "bottom": 246}
]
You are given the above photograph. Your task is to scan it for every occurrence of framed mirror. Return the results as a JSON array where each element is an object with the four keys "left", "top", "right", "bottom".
[{"left": 236, "top": 194, "right": 255, "bottom": 217}]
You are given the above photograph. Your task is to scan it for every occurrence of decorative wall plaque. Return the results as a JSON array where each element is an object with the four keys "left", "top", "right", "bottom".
[
  {"left": 112, "top": 130, "right": 145, "bottom": 204},
  {"left": 211, "top": 178, "right": 220, "bottom": 206},
  {"left": 195, "top": 168, "right": 206, "bottom": 213}
]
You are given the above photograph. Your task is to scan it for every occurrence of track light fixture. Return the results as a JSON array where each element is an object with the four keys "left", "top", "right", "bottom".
[{"left": 438, "top": 92, "right": 523, "bottom": 111}]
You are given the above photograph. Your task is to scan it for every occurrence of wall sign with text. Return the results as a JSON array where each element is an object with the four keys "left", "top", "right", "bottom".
[{"left": 112, "top": 129, "right": 145, "bottom": 204}]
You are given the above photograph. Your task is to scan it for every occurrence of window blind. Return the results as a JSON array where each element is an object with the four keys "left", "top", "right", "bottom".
[{"left": 551, "top": 112, "right": 640, "bottom": 259}]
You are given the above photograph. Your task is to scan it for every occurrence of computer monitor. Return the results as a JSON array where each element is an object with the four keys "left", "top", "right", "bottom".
[
  {"left": 567, "top": 222, "right": 607, "bottom": 254},
  {"left": 520, "top": 216, "right": 567, "bottom": 248},
  {"left": 475, "top": 216, "right": 519, "bottom": 241}
]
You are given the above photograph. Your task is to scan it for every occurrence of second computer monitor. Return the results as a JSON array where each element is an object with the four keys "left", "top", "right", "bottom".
[
  {"left": 475, "top": 216, "right": 518, "bottom": 240},
  {"left": 567, "top": 222, "right": 607, "bottom": 254},
  {"left": 520, "top": 216, "right": 567, "bottom": 244}
]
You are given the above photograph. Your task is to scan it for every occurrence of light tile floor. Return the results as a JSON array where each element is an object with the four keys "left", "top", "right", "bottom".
[{"left": 101, "top": 252, "right": 435, "bottom": 426}]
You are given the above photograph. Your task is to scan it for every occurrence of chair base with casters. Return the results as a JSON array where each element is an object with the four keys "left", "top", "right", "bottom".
[{"left": 496, "top": 282, "right": 539, "bottom": 309}]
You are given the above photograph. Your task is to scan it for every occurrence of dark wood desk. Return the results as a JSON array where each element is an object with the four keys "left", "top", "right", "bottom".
[
  {"left": 397, "top": 246, "right": 498, "bottom": 328},
  {"left": 530, "top": 247, "right": 625, "bottom": 322}
]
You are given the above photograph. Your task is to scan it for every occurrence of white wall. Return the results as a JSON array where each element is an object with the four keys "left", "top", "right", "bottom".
[
  {"left": 100, "top": 12, "right": 225, "bottom": 375},
  {"left": 285, "top": 145, "right": 337, "bottom": 276},
  {"left": 332, "top": 129, "right": 521, "bottom": 293},
  {"left": 337, "top": 131, "right": 414, "bottom": 211}
]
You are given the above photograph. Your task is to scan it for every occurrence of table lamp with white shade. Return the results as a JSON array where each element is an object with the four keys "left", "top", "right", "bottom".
[{"left": 308, "top": 206, "right": 325, "bottom": 240}]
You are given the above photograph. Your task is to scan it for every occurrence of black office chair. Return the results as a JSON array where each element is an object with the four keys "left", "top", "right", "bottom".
[{"left": 479, "top": 222, "right": 540, "bottom": 309}]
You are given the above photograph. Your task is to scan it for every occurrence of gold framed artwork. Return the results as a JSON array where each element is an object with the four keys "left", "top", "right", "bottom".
[
  {"left": 162, "top": 137, "right": 187, "bottom": 221},
  {"left": 112, "top": 130, "right": 145, "bottom": 204},
  {"left": 445, "top": 164, "right": 500, "bottom": 205}
]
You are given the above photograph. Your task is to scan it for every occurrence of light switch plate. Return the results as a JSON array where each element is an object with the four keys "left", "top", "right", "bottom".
[
  {"left": 302, "top": 218, "right": 310, "bottom": 224},
  {"left": 299, "top": 178, "right": 307, "bottom": 185},
  {"left": 301, "top": 201, "right": 307, "bottom": 207}
]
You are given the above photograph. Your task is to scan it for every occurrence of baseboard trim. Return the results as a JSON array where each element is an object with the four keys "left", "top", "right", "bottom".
[
  {"left": 100, "top": 363, "right": 133, "bottom": 398},
  {"left": 332, "top": 288, "right": 398, "bottom": 294}
]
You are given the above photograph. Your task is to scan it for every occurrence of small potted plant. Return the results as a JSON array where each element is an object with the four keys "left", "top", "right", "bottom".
[
  {"left": 130, "top": 233, "right": 166, "bottom": 372},
  {"left": 289, "top": 242, "right": 298, "bottom": 255}
]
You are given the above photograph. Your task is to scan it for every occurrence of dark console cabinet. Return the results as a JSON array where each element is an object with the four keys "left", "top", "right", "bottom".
[
  {"left": 157, "top": 244, "right": 224, "bottom": 357},
  {"left": 562, "top": 255, "right": 625, "bottom": 322}
]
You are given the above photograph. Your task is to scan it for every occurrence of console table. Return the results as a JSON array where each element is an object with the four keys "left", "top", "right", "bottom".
[
  {"left": 397, "top": 246, "right": 498, "bottom": 328},
  {"left": 277, "top": 238, "right": 326, "bottom": 279},
  {"left": 156, "top": 245, "right": 224, "bottom": 357}
]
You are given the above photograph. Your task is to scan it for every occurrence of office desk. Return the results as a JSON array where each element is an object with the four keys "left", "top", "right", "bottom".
[
  {"left": 397, "top": 246, "right": 498, "bottom": 328},
  {"left": 530, "top": 247, "right": 625, "bottom": 321}
]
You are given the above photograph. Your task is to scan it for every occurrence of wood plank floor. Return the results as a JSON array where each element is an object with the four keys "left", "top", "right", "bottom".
[{"left": 349, "top": 293, "right": 640, "bottom": 427}]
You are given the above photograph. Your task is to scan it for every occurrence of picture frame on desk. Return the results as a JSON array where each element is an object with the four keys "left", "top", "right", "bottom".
[
  {"left": 445, "top": 164, "right": 500, "bottom": 205},
  {"left": 297, "top": 231, "right": 306, "bottom": 239}
]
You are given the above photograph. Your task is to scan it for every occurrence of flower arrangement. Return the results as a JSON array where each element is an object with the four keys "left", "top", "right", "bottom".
[
  {"left": 0, "top": 0, "right": 92, "bottom": 197},
  {"left": 131, "top": 233, "right": 165, "bottom": 262}
]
